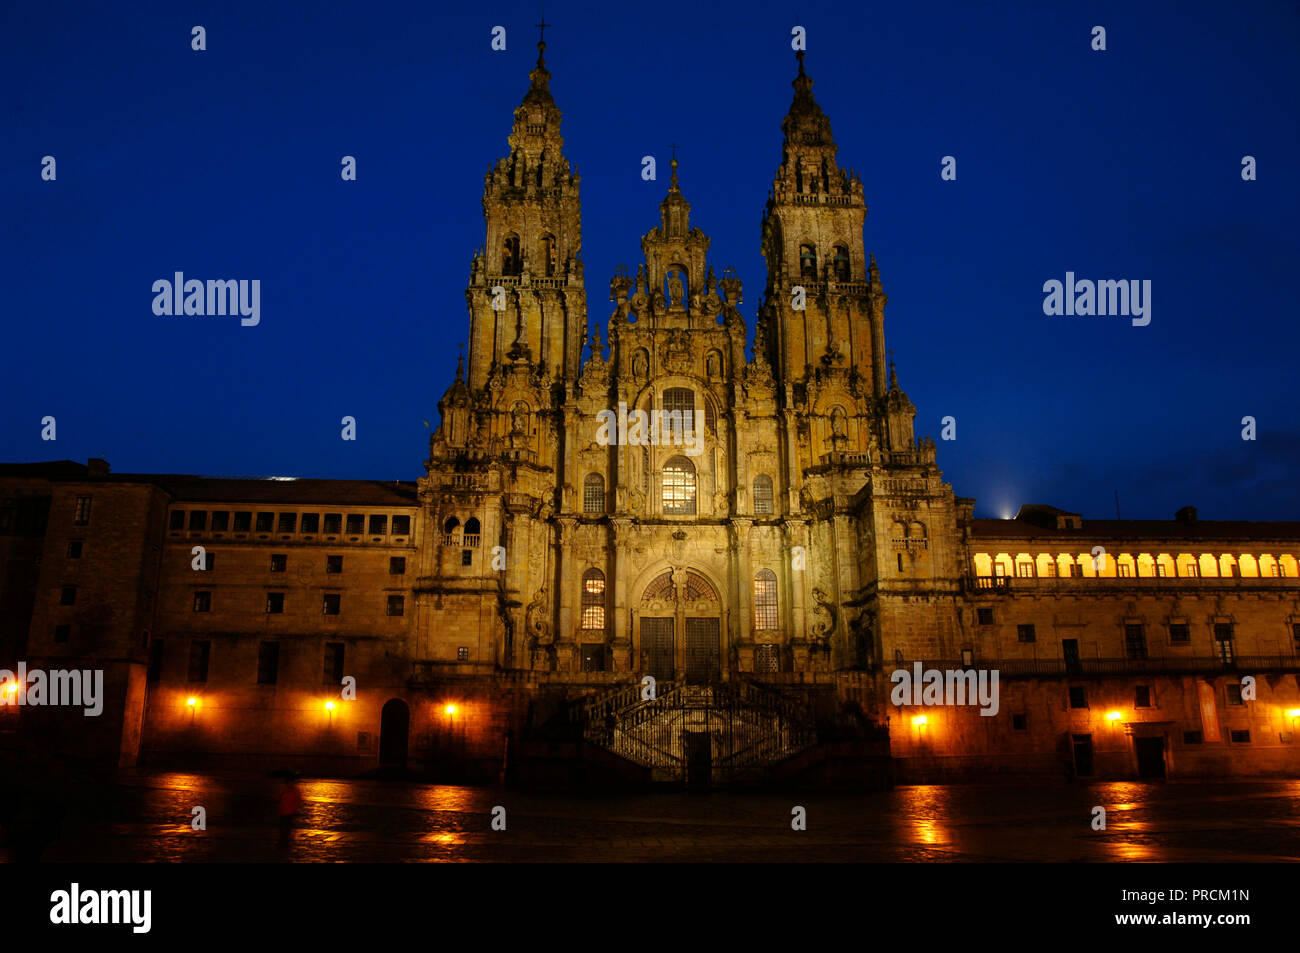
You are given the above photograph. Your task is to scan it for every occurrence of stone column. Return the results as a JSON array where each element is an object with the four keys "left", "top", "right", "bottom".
[
  {"left": 731, "top": 519, "right": 754, "bottom": 672},
  {"left": 610, "top": 518, "right": 633, "bottom": 671},
  {"left": 555, "top": 517, "right": 577, "bottom": 672}
]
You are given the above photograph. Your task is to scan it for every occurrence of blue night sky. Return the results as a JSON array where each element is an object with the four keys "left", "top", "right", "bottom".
[{"left": 3, "top": 0, "right": 1298, "bottom": 520}]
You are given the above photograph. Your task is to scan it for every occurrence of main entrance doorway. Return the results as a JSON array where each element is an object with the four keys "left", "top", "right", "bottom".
[
  {"left": 685, "top": 617, "right": 720, "bottom": 684},
  {"left": 641, "top": 618, "right": 674, "bottom": 683}
]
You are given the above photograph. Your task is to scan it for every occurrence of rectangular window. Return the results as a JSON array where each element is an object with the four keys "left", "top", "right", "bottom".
[
  {"left": 462, "top": 549, "right": 473, "bottom": 566},
  {"left": 1124, "top": 623, "right": 1147, "bottom": 660},
  {"left": 74, "top": 497, "right": 91, "bottom": 525},
  {"left": 457, "top": 646, "right": 469, "bottom": 661},
  {"left": 278, "top": 513, "right": 296, "bottom": 533},
  {"left": 266, "top": 592, "right": 285, "bottom": 614},
  {"left": 323, "top": 513, "right": 342, "bottom": 534},
  {"left": 1068, "top": 562, "right": 1080, "bottom": 578},
  {"left": 1183, "top": 730, "right": 1203, "bottom": 744},
  {"left": 1227, "top": 683, "right": 1244, "bottom": 706},
  {"left": 1293, "top": 622, "right": 1300, "bottom": 651},
  {"left": 257, "top": 642, "right": 280, "bottom": 685},
  {"left": 169, "top": 510, "right": 185, "bottom": 531},
  {"left": 977, "top": 608, "right": 994, "bottom": 626},
  {"left": 1135, "top": 685, "right": 1151, "bottom": 708},
  {"left": 389, "top": 557, "right": 406, "bottom": 575},
  {"left": 188, "top": 640, "right": 210, "bottom": 682},
  {"left": 193, "top": 591, "right": 211, "bottom": 612},
  {"left": 147, "top": 639, "right": 164, "bottom": 683},
  {"left": 255, "top": 513, "right": 273, "bottom": 532},
  {"left": 369, "top": 514, "right": 387, "bottom": 535},
  {"left": 1230, "top": 729, "right": 1251, "bottom": 744},
  {"left": 326, "top": 554, "right": 343, "bottom": 573},
  {"left": 323, "top": 642, "right": 344, "bottom": 685},
  {"left": 60, "top": 586, "right": 76, "bottom": 606},
  {"left": 1156, "top": 563, "right": 1168, "bottom": 577},
  {"left": 301, "top": 513, "right": 320, "bottom": 534},
  {"left": 345, "top": 514, "right": 364, "bottom": 535},
  {"left": 1012, "top": 714, "right": 1027, "bottom": 730},
  {"left": 323, "top": 593, "right": 341, "bottom": 615},
  {"left": 66, "top": 540, "right": 82, "bottom": 558},
  {"left": 1068, "top": 686, "right": 1088, "bottom": 709},
  {"left": 54, "top": 624, "right": 70, "bottom": 644},
  {"left": 1016, "top": 561, "right": 1033, "bottom": 578},
  {"left": 211, "top": 511, "right": 229, "bottom": 531},
  {"left": 754, "top": 644, "right": 780, "bottom": 673},
  {"left": 1118, "top": 563, "right": 1132, "bottom": 577},
  {"left": 1169, "top": 622, "right": 1190, "bottom": 644},
  {"left": 580, "top": 644, "right": 606, "bottom": 672},
  {"left": 1185, "top": 563, "right": 1200, "bottom": 578},
  {"left": 1017, "top": 624, "right": 1036, "bottom": 643},
  {"left": 387, "top": 595, "right": 405, "bottom": 617},
  {"left": 198, "top": 551, "right": 213, "bottom": 571},
  {"left": 233, "top": 511, "right": 252, "bottom": 532},
  {"left": 270, "top": 554, "right": 287, "bottom": 572},
  {"left": 391, "top": 515, "right": 411, "bottom": 535},
  {"left": 189, "top": 511, "right": 207, "bottom": 532}
]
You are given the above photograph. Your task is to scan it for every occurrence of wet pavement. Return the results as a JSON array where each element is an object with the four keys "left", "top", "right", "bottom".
[{"left": 30, "top": 773, "right": 1300, "bottom": 862}]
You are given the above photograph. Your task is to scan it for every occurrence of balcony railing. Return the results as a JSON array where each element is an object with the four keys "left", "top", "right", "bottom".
[{"left": 893, "top": 655, "right": 1300, "bottom": 677}]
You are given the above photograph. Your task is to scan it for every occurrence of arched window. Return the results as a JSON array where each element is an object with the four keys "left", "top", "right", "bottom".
[
  {"left": 442, "top": 517, "right": 460, "bottom": 534},
  {"left": 662, "top": 456, "right": 696, "bottom": 515},
  {"left": 704, "top": 394, "right": 716, "bottom": 432},
  {"left": 833, "top": 246, "right": 850, "bottom": 281},
  {"left": 663, "top": 387, "right": 695, "bottom": 434},
  {"left": 581, "top": 569, "right": 606, "bottom": 631},
  {"left": 502, "top": 233, "right": 521, "bottom": 276},
  {"left": 583, "top": 473, "right": 605, "bottom": 514},
  {"left": 753, "top": 475, "right": 774, "bottom": 515},
  {"left": 754, "top": 569, "right": 778, "bottom": 630},
  {"left": 442, "top": 516, "right": 460, "bottom": 547},
  {"left": 540, "top": 233, "right": 557, "bottom": 277},
  {"left": 800, "top": 244, "right": 817, "bottom": 279},
  {"left": 464, "top": 517, "right": 481, "bottom": 546}
]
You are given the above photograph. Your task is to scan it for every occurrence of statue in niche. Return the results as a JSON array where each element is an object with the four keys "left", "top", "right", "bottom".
[
  {"left": 511, "top": 402, "right": 529, "bottom": 435},
  {"left": 632, "top": 350, "right": 647, "bottom": 379},
  {"left": 831, "top": 406, "right": 848, "bottom": 438},
  {"left": 667, "top": 270, "right": 685, "bottom": 307},
  {"left": 707, "top": 351, "right": 721, "bottom": 378}
]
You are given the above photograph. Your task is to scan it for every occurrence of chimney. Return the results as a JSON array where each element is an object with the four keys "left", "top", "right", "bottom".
[
  {"left": 1175, "top": 505, "right": 1198, "bottom": 524},
  {"left": 87, "top": 458, "right": 110, "bottom": 478}
]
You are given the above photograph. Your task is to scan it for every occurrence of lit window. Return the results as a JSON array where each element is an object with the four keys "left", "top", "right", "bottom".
[
  {"left": 584, "top": 474, "right": 605, "bottom": 514},
  {"left": 581, "top": 570, "right": 606, "bottom": 631},
  {"left": 74, "top": 496, "right": 91, "bottom": 525},
  {"left": 662, "top": 456, "right": 696, "bottom": 515},
  {"left": 754, "top": 569, "right": 778, "bottom": 630},
  {"left": 662, "top": 388, "right": 695, "bottom": 436},
  {"left": 753, "top": 475, "right": 774, "bottom": 515}
]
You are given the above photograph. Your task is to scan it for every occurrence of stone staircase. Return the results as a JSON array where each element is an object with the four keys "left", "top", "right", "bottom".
[{"left": 571, "top": 679, "right": 816, "bottom": 784}]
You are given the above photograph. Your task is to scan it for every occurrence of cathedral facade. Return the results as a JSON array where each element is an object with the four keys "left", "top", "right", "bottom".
[{"left": 3, "top": 46, "right": 1299, "bottom": 786}]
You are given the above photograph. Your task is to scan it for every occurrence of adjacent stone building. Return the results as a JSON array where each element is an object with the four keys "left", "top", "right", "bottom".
[{"left": 2, "top": 46, "right": 1297, "bottom": 785}]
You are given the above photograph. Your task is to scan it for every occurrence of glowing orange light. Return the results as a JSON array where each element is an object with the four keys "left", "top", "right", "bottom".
[
  {"left": 325, "top": 700, "right": 336, "bottom": 712},
  {"left": 4, "top": 682, "right": 18, "bottom": 695},
  {"left": 1105, "top": 710, "right": 1122, "bottom": 721},
  {"left": 1287, "top": 709, "right": 1300, "bottom": 719},
  {"left": 444, "top": 704, "right": 458, "bottom": 716},
  {"left": 911, "top": 715, "right": 927, "bottom": 726},
  {"left": 186, "top": 697, "right": 198, "bottom": 707}
]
